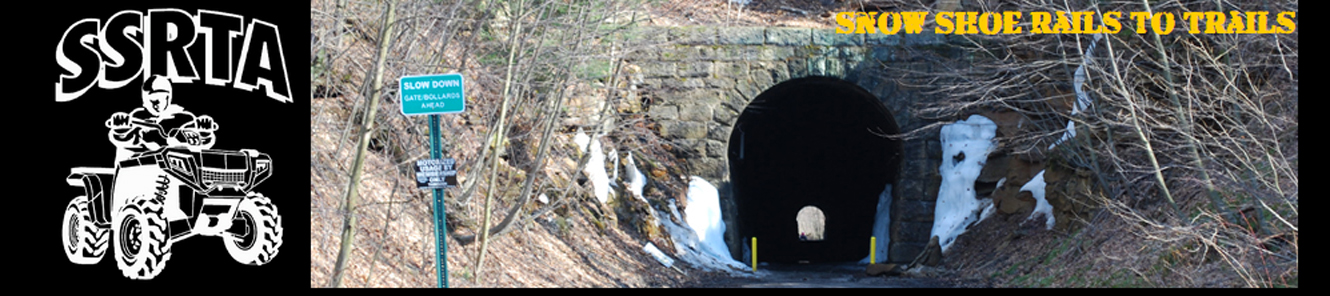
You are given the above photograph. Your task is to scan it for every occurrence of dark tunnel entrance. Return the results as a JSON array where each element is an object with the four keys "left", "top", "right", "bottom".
[{"left": 728, "top": 76, "right": 901, "bottom": 263}]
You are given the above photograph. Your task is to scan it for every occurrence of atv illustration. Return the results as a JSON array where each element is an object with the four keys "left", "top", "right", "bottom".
[{"left": 61, "top": 118, "right": 283, "bottom": 280}]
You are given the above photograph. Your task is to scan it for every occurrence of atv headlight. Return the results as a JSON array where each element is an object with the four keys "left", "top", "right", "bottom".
[
  {"left": 167, "top": 152, "right": 196, "bottom": 178},
  {"left": 255, "top": 159, "right": 270, "bottom": 173},
  {"left": 246, "top": 153, "right": 273, "bottom": 191}
]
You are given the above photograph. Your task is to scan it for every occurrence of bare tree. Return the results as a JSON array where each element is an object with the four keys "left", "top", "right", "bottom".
[{"left": 329, "top": 0, "right": 397, "bottom": 288}]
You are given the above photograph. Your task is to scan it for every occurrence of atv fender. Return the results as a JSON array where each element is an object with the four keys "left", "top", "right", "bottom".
[{"left": 68, "top": 167, "right": 115, "bottom": 225}]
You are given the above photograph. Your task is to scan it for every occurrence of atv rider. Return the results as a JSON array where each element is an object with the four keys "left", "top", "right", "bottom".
[{"left": 106, "top": 75, "right": 218, "bottom": 162}]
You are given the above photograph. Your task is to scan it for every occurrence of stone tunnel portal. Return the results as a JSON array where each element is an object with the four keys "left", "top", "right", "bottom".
[{"left": 728, "top": 76, "right": 902, "bottom": 263}]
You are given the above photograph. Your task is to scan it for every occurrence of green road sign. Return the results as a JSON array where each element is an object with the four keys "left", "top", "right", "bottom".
[{"left": 400, "top": 73, "right": 465, "bottom": 115}]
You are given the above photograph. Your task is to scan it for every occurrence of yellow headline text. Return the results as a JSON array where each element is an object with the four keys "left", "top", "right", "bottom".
[{"left": 834, "top": 11, "right": 1296, "bottom": 35}]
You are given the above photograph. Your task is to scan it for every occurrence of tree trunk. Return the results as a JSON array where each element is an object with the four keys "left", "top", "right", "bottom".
[{"left": 329, "top": 0, "right": 395, "bottom": 288}]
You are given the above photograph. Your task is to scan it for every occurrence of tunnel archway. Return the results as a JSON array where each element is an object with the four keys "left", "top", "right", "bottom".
[
  {"left": 796, "top": 205, "right": 826, "bottom": 241},
  {"left": 728, "top": 76, "right": 902, "bottom": 263}
]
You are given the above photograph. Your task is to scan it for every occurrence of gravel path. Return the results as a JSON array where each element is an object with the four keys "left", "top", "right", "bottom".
[{"left": 685, "top": 262, "right": 993, "bottom": 288}]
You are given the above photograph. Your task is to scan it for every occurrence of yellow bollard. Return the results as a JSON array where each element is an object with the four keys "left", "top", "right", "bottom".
[
  {"left": 751, "top": 237, "right": 757, "bottom": 272},
  {"left": 870, "top": 236, "right": 876, "bottom": 264}
]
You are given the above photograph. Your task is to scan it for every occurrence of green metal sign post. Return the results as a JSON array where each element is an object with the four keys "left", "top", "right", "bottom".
[
  {"left": 401, "top": 73, "right": 465, "bottom": 288},
  {"left": 429, "top": 114, "right": 448, "bottom": 288}
]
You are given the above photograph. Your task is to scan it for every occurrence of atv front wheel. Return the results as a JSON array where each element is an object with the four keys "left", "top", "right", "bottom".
[
  {"left": 113, "top": 195, "right": 172, "bottom": 279},
  {"left": 62, "top": 196, "right": 108, "bottom": 264},
  {"left": 225, "top": 193, "right": 282, "bottom": 265}
]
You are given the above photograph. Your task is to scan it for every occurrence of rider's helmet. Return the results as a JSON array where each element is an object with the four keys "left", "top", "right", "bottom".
[{"left": 141, "top": 75, "right": 172, "bottom": 116}]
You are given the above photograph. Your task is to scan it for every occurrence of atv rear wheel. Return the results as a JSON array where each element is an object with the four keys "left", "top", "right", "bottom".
[
  {"left": 113, "top": 195, "right": 172, "bottom": 279},
  {"left": 225, "top": 193, "right": 282, "bottom": 265},
  {"left": 62, "top": 196, "right": 108, "bottom": 264}
]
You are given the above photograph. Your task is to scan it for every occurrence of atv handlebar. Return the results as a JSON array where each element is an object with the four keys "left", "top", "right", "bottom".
[
  {"left": 108, "top": 115, "right": 214, "bottom": 148},
  {"left": 129, "top": 118, "right": 163, "bottom": 130}
]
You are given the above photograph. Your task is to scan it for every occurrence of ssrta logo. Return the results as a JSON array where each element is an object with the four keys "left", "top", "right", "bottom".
[{"left": 55, "top": 9, "right": 291, "bottom": 103}]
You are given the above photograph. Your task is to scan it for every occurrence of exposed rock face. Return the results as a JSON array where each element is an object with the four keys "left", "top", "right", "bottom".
[
  {"left": 868, "top": 235, "right": 939, "bottom": 277},
  {"left": 911, "top": 236, "right": 943, "bottom": 267}
]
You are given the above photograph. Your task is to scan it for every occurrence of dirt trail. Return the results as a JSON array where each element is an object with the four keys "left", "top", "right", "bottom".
[{"left": 691, "top": 262, "right": 992, "bottom": 288}]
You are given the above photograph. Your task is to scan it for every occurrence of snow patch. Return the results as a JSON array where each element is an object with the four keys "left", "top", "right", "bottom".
[
  {"left": 1050, "top": 33, "right": 1103, "bottom": 150},
  {"left": 978, "top": 201, "right": 997, "bottom": 223},
  {"left": 621, "top": 151, "right": 665, "bottom": 231},
  {"left": 573, "top": 129, "right": 611, "bottom": 204},
  {"left": 625, "top": 153, "right": 647, "bottom": 200},
  {"left": 1050, "top": 120, "right": 1077, "bottom": 150},
  {"left": 932, "top": 115, "right": 998, "bottom": 252},
  {"left": 657, "top": 212, "right": 750, "bottom": 275},
  {"left": 573, "top": 129, "right": 590, "bottom": 151},
  {"left": 860, "top": 183, "right": 892, "bottom": 264},
  {"left": 1072, "top": 34, "right": 1103, "bottom": 116},
  {"left": 643, "top": 242, "right": 675, "bottom": 268},
  {"left": 1020, "top": 170, "right": 1055, "bottom": 230},
  {"left": 667, "top": 199, "right": 683, "bottom": 223},
  {"left": 608, "top": 147, "right": 620, "bottom": 188},
  {"left": 685, "top": 177, "right": 731, "bottom": 260},
  {"left": 655, "top": 177, "right": 750, "bottom": 275}
]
